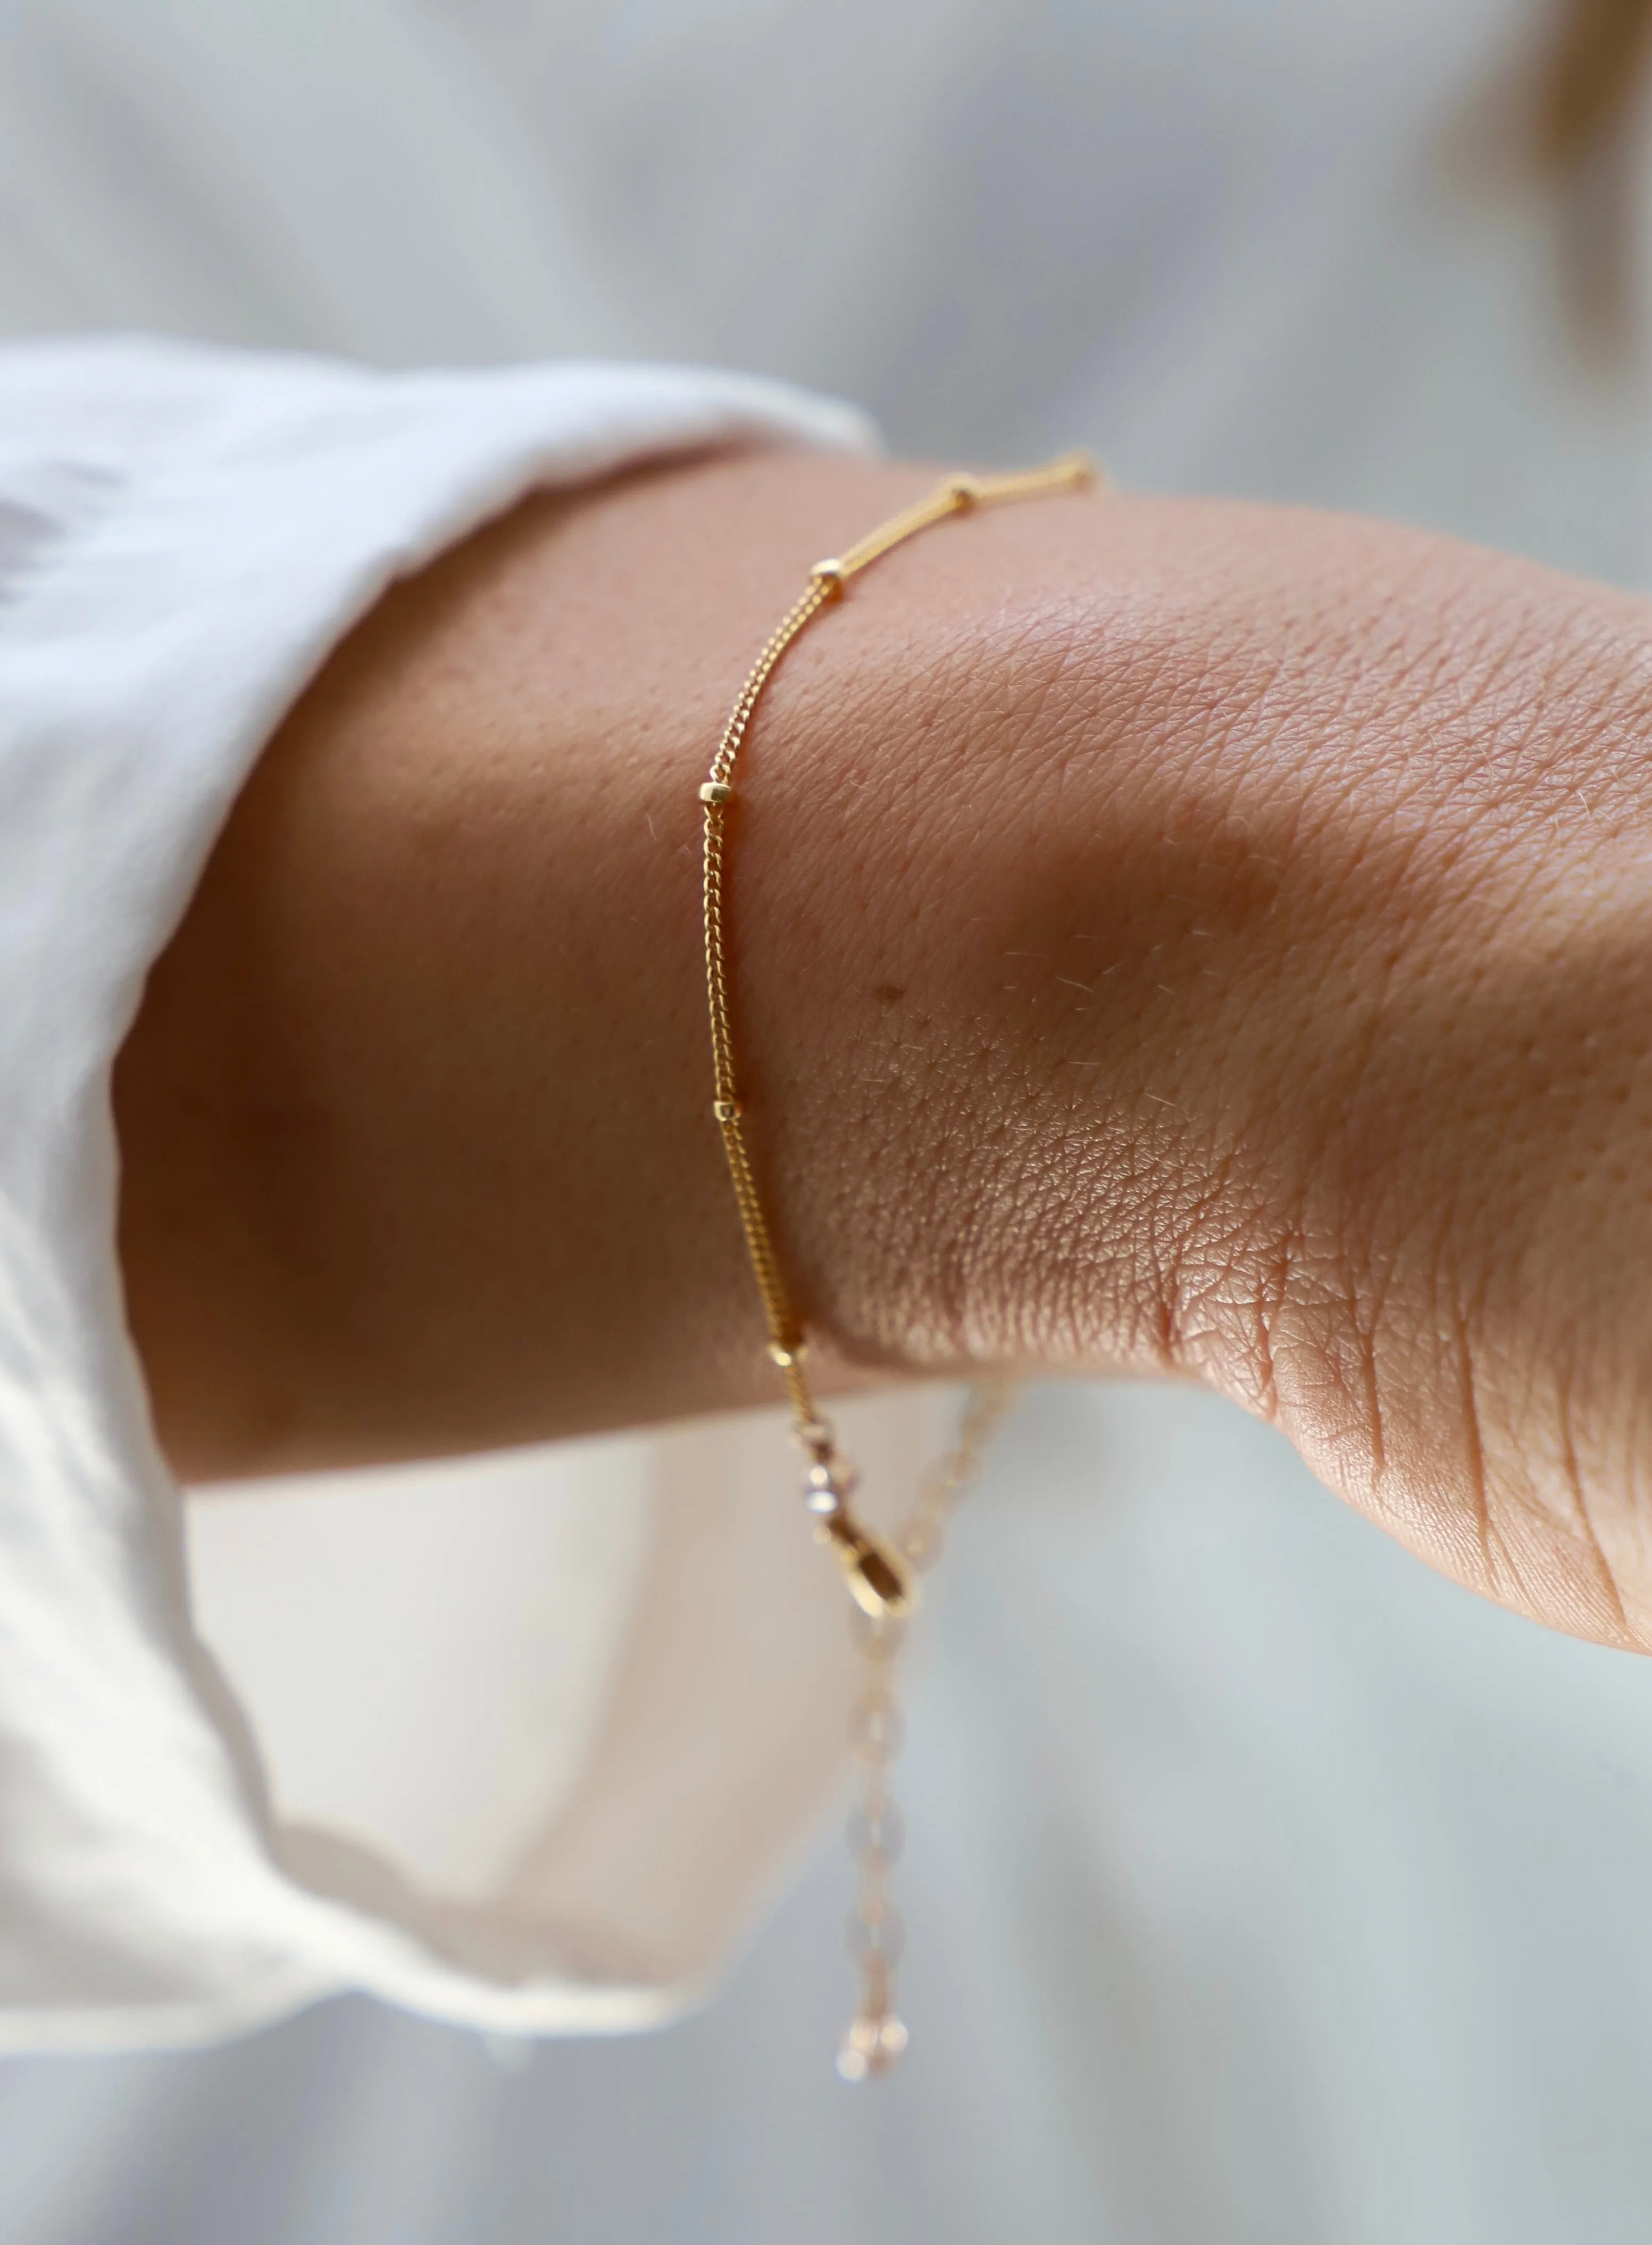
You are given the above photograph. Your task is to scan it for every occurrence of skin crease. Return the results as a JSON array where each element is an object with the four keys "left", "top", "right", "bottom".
[{"left": 113, "top": 446, "right": 1652, "bottom": 1652}]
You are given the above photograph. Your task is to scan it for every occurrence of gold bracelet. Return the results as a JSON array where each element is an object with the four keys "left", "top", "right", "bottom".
[{"left": 697, "top": 450, "right": 1100, "bottom": 2077}]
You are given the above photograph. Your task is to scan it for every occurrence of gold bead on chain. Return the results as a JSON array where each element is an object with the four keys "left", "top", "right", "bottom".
[{"left": 697, "top": 450, "right": 1099, "bottom": 2075}]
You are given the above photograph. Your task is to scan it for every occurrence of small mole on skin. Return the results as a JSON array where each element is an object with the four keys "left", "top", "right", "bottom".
[{"left": 872, "top": 983, "right": 906, "bottom": 1007}]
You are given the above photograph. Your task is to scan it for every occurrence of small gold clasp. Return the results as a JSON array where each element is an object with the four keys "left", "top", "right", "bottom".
[{"left": 825, "top": 1514, "right": 914, "bottom": 1619}]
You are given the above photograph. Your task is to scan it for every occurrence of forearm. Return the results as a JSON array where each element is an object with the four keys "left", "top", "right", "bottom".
[
  {"left": 114, "top": 447, "right": 1652, "bottom": 1645},
  {"left": 113, "top": 450, "right": 963, "bottom": 1476}
]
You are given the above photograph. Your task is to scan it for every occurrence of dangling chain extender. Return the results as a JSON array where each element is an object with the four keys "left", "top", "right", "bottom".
[{"left": 698, "top": 450, "right": 1099, "bottom": 2077}]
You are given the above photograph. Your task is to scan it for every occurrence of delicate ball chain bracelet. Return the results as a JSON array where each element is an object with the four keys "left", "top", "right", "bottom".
[{"left": 697, "top": 450, "right": 1100, "bottom": 2077}]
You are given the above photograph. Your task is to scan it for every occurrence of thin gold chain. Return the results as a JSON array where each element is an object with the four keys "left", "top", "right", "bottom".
[
  {"left": 837, "top": 1378, "right": 1019, "bottom": 2078},
  {"left": 696, "top": 451, "right": 1098, "bottom": 2073}
]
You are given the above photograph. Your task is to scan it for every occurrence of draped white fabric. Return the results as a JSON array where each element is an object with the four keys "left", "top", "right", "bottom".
[
  {"left": 0, "top": 336, "right": 885, "bottom": 2046},
  {"left": 4, "top": 0, "right": 1652, "bottom": 2236}
]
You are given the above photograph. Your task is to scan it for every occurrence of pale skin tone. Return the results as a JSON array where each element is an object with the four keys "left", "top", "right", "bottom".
[{"left": 113, "top": 446, "right": 1652, "bottom": 1653}]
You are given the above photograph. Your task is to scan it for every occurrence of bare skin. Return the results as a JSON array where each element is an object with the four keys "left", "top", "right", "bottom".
[{"left": 113, "top": 446, "right": 1652, "bottom": 1651}]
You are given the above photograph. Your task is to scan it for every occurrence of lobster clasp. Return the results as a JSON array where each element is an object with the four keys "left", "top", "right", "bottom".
[{"left": 824, "top": 1514, "right": 914, "bottom": 1620}]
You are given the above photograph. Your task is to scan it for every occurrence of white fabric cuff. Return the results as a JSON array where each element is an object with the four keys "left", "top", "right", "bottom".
[{"left": 0, "top": 337, "right": 879, "bottom": 2050}]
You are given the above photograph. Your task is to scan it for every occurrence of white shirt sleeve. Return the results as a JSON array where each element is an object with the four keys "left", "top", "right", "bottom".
[{"left": 0, "top": 333, "right": 895, "bottom": 2052}]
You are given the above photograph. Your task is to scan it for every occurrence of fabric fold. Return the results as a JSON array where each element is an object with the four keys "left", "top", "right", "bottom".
[{"left": 0, "top": 335, "right": 880, "bottom": 2050}]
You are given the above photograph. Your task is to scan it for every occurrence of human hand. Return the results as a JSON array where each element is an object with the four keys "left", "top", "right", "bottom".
[{"left": 115, "top": 448, "right": 1652, "bottom": 1649}]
